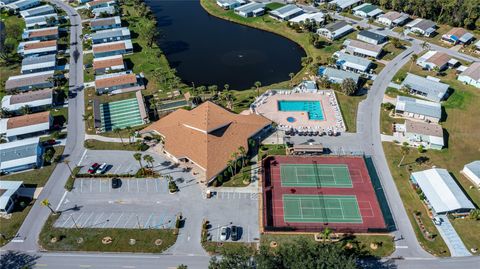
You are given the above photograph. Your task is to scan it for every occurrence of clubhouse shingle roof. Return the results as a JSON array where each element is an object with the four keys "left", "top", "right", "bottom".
[{"left": 143, "top": 102, "right": 271, "bottom": 180}]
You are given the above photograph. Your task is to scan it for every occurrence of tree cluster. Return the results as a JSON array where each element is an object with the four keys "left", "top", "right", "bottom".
[
  {"left": 366, "top": 0, "right": 480, "bottom": 29},
  {"left": 209, "top": 238, "right": 359, "bottom": 269}
]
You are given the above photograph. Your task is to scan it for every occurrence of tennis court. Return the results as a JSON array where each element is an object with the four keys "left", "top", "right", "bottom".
[
  {"left": 283, "top": 195, "right": 362, "bottom": 223},
  {"left": 280, "top": 164, "right": 352, "bottom": 187}
]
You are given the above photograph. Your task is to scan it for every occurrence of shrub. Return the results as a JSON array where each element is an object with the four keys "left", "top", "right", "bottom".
[
  {"left": 169, "top": 180, "right": 179, "bottom": 193},
  {"left": 136, "top": 143, "right": 149, "bottom": 151}
]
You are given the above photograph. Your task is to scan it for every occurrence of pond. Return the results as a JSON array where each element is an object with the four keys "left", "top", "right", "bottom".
[{"left": 146, "top": 0, "right": 306, "bottom": 90}]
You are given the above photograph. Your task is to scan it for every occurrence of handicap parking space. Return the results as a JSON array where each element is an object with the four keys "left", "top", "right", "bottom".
[
  {"left": 78, "top": 150, "right": 140, "bottom": 175},
  {"left": 72, "top": 178, "right": 169, "bottom": 194},
  {"left": 205, "top": 191, "right": 260, "bottom": 243},
  {"left": 54, "top": 211, "right": 178, "bottom": 229}
]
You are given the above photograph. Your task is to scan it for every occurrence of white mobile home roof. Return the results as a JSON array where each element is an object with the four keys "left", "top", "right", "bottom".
[
  {"left": 463, "top": 161, "right": 480, "bottom": 186},
  {"left": 21, "top": 54, "right": 56, "bottom": 73},
  {"left": 20, "top": 4, "right": 55, "bottom": 18},
  {"left": 335, "top": 51, "right": 372, "bottom": 72},
  {"left": 234, "top": 2, "right": 264, "bottom": 13},
  {"left": 395, "top": 96, "right": 441, "bottom": 119},
  {"left": 330, "top": 0, "right": 361, "bottom": 9},
  {"left": 289, "top": 12, "right": 324, "bottom": 23},
  {"left": 25, "top": 13, "right": 58, "bottom": 29},
  {"left": 270, "top": 4, "right": 303, "bottom": 19},
  {"left": 1, "top": 88, "right": 53, "bottom": 111},
  {"left": 0, "top": 181, "right": 23, "bottom": 211},
  {"left": 5, "top": 0, "right": 39, "bottom": 10},
  {"left": 411, "top": 168, "right": 475, "bottom": 213},
  {"left": 319, "top": 67, "right": 360, "bottom": 84},
  {"left": 91, "top": 27, "right": 130, "bottom": 41},
  {"left": 402, "top": 73, "right": 449, "bottom": 102},
  {"left": 0, "top": 137, "right": 40, "bottom": 171}
]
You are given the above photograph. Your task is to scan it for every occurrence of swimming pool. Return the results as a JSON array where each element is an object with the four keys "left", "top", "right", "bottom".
[{"left": 277, "top": 100, "right": 325, "bottom": 121}]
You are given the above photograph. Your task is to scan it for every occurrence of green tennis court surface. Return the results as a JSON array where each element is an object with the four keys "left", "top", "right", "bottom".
[
  {"left": 283, "top": 195, "right": 362, "bottom": 223},
  {"left": 280, "top": 164, "right": 352, "bottom": 187}
]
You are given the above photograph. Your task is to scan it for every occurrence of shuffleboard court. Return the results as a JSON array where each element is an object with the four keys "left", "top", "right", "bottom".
[
  {"left": 283, "top": 194, "right": 362, "bottom": 223},
  {"left": 280, "top": 164, "right": 352, "bottom": 188}
]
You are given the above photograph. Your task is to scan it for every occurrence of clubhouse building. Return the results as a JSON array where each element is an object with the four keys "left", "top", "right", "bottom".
[{"left": 143, "top": 101, "right": 271, "bottom": 184}]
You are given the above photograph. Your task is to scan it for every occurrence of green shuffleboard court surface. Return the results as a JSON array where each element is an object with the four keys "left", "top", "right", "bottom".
[
  {"left": 280, "top": 164, "right": 352, "bottom": 188},
  {"left": 283, "top": 195, "right": 362, "bottom": 223}
]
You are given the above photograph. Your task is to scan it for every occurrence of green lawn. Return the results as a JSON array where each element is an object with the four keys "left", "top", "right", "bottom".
[
  {"left": 261, "top": 233, "right": 395, "bottom": 257},
  {"left": 83, "top": 53, "right": 94, "bottom": 83},
  {"left": 203, "top": 241, "right": 257, "bottom": 255},
  {"left": 380, "top": 109, "right": 396, "bottom": 135},
  {"left": 450, "top": 218, "right": 480, "bottom": 254},
  {"left": 382, "top": 42, "right": 408, "bottom": 61},
  {"left": 0, "top": 199, "right": 33, "bottom": 246},
  {"left": 84, "top": 139, "right": 146, "bottom": 151},
  {"left": 221, "top": 164, "right": 253, "bottom": 187},
  {"left": 0, "top": 12, "right": 25, "bottom": 98},
  {"left": 259, "top": 144, "right": 286, "bottom": 159},
  {"left": 40, "top": 214, "right": 177, "bottom": 253},
  {"left": 336, "top": 92, "right": 366, "bottom": 132}
]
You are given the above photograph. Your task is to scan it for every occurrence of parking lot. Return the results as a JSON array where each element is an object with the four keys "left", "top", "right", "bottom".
[
  {"left": 72, "top": 178, "right": 170, "bottom": 194},
  {"left": 54, "top": 211, "right": 177, "bottom": 229},
  {"left": 204, "top": 190, "right": 260, "bottom": 243}
]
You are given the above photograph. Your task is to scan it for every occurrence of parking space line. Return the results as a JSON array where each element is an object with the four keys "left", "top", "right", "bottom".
[
  {"left": 103, "top": 213, "right": 114, "bottom": 228},
  {"left": 109, "top": 178, "right": 112, "bottom": 192},
  {"left": 71, "top": 212, "right": 84, "bottom": 228},
  {"left": 145, "top": 213, "right": 153, "bottom": 228},
  {"left": 92, "top": 213, "right": 104, "bottom": 227},
  {"left": 61, "top": 215, "right": 71, "bottom": 227},
  {"left": 123, "top": 214, "right": 133, "bottom": 228},
  {"left": 90, "top": 179, "right": 92, "bottom": 192},
  {"left": 113, "top": 213, "right": 124, "bottom": 228},
  {"left": 155, "top": 179, "right": 158, "bottom": 192},
  {"left": 77, "top": 149, "right": 87, "bottom": 166},
  {"left": 137, "top": 179, "right": 139, "bottom": 193},
  {"left": 55, "top": 191, "right": 68, "bottom": 212},
  {"left": 99, "top": 179, "right": 102, "bottom": 193},
  {"left": 80, "top": 178, "right": 83, "bottom": 193},
  {"left": 145, "top": 180, "right": 149, "bottom": 192},
  {"left": 81, "top": 212, "right": 94, "bottom": 228}
]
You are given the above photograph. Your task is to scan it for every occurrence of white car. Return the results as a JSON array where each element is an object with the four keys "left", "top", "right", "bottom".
[
  {"left": 96, "top": 163, "right": 108, "bottom": 174},
  {"left": 219, "top": 226, "right": 228, "bottom": 241}
]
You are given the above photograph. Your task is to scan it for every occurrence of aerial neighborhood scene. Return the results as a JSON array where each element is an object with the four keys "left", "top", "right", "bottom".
[{"left": 0, "top": 0, "right": 479, "bottom": 268}]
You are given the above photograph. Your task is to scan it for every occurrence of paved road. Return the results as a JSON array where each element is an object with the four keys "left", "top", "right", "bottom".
[{"left": 2, "top": 0, "right": 85, "bottom": 252}]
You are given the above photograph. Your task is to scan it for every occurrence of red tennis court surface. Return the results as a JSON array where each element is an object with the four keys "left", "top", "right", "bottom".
[{"left": 262, "top": 156, "right": 387, "bottom": 233}]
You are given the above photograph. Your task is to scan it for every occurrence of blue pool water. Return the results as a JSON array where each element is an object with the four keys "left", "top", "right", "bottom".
[{"left": 278, "top": 100, "right": 325, "bottom": 121}]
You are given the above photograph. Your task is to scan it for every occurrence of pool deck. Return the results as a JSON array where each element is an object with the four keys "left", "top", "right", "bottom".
[{"left": 253, "top": 91, "right": 345, "bottom": 132}]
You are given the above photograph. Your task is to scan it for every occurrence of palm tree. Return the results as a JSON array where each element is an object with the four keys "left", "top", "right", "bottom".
[
  {"left": 254, "top": 81, "right": 261, "bottom": 97},
  {"left": 41, "top": 199, "right": 56, "bottom": 214},
  {"left": 432, "top": 65, "right": 440, "bottom": 76},
  {"left": 322, "top": 227, "right": 332, "bottom": 242},
  {"left": 125, "top": 126, "right": 133, "bottom": 143},
  {"left": 223, "top": 84, "right": 230, "bottom": 93},
  {"left": 143, "top": 154, "right": 154, "bottom": 168},
  {"left": 238, "top": 146, "right": 247, "bottom": 167},
  {"left": 421, "top": 41, "right": 430, "bottom": 50},
  {"left": 133, "top": 153, "right": 143, "bottom": 169},
  {"left": 113, "top": 128, "right": 124, "bottom": 145},
  {"left": 64, "top": 159, "right": 74, "bottom": 179},
  {"left": 288, "top": 73, "right": 295, "bottom": 85},
  {"left": 398, "top": 143, "right": 410, "bottom": 167},
  {"left": 409, "top": 54, "right": 418, "bottom": 72},
  {"left": 20, "top": 105, "right": 31, "bottom": 115},
  {"left": 227, "top": 160, "right": 234, "bottom": 176},
  {"left": 230, "top": 151, "right": 239, "bottom": 174}
]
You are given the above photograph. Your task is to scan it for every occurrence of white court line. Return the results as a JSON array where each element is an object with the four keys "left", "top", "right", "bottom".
[
  {"left": 55, "top": 191, "right": 68, "bottom": 211},
  {"left": 81, "top": 212, "right": 95, "bottom": 228},
  {"left": 77, "top": 149, "right": 87, "bottom": 166},
  {"left": 339, "top": 199, "right": 345, "bottom": 219},
  {"left": 112, "top": 213, "right": 124, "bottom": 228}
]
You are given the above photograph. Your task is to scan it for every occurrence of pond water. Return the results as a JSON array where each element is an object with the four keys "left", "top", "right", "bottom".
[{"left": 146, "top": 0, "right": 306, "bottom": 90}]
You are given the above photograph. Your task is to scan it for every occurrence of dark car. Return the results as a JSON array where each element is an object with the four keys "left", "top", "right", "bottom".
[
  {"left": 42, "top": 139, "right": 56, "bottom": 146},
  {"left": 87, "top": 163, "right": 100, "bottom": 174},
  {"left": 112, "top": 178, "right": 122, "bottom": 189},
  {"left": 231, "top": 225, "right": 239, "bottom": 241}
]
